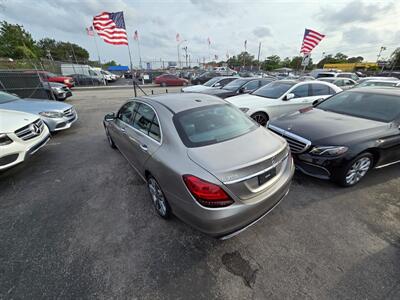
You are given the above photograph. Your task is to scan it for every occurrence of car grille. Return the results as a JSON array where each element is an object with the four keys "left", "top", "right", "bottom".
[
  {"left": 14, "top": 119, "right": 44, "bottom": 141},
  {"left": 63, "top": 107, "right": 75, "bottom": 117},
  {"left": 268, "top": 125, "right": 311, "bottom": 154}
]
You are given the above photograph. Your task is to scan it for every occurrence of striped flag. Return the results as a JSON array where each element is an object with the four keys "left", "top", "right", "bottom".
[
  {"left": 134, "top": 30, "right": 139, "bottom": 41},
  {"left": 207, "top": 37, "right": 211, "bottom": 45},
  {"left": 300, "top": 29, "right": 325, "bottom": 54},
  {"left": 93, "top": 11, "right": 128, "bottom": 45},
  {"left": 86, "top": 26, "right": 94, "bottom": 36},
  {"left": 176, "top": 33, "right": 180, "bottom": 42}
]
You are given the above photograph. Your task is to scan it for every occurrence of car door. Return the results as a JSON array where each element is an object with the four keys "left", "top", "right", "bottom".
[
  {"left": 241, "top": 80, "right": 260, "bottom": 93},
  {"left": 342, "top": 79, "right": 355, "bottom": 89},
  {"left": 123, "top": 102, "right": 162, "bottom": 174},
  {"left": 109, "top": 101, "right": 137, "bottom": 157},
  {"left": 274, "top": 83, "right": 313, "bottom": 115}
]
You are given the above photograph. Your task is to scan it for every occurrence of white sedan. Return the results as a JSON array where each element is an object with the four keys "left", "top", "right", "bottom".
[
  {"left": 0, "top": 109, "right": 50, "bottom": 170},
  {"left": 227, "top": 80, "right": 342, "bottom": 126}
]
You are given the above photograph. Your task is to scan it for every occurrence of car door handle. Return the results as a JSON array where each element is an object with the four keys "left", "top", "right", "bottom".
[{"left": 140, "top": 144, "right": 148, "bottom": 151}]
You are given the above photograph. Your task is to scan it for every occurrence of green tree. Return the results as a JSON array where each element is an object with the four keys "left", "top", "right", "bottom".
[
  {"left": 37, "top": 38, "right": 89, "bottom": 62},
  {"left": 347, "top": 56, "right": 364, "bottom": 63},
  {"left": 0, "top": 21, "right": 39, "bottom": 59},
  {"left": 262, "top": 55, "right": 281, "bottom": 71}
]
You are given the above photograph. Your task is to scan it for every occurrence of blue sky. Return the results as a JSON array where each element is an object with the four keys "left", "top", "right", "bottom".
[{"left": 0, "top": 0, "right": 399, "bottom": 67}]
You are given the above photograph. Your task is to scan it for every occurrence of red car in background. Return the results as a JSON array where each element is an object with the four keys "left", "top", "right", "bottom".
[
  {"left": 154, "top": 74, "right": 189, "bottom": 86},
  {"left": 24, "top": 71, "right": 75, "bottom": 88}
]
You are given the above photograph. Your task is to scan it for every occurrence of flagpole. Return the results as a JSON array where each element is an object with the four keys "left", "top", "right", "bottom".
[
  {"left": 137, "top": 38, "right": 142, "bottom": 69},
  {"left": 127, "top": 41, "right": 137, "bottom": 97},
  {"left": 93, "top": 32, "right": 102, "bottom": 65}
]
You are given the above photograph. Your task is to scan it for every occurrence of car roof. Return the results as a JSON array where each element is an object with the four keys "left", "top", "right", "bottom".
[
  {"left": 349, "top": 87, "right": 400, "bottom": 96},
  {"left": 139, "top": 93, "right": 226, "bottom": 114}
]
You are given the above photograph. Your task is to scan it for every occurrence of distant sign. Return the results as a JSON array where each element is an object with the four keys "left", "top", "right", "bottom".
[
  {"left": 146, "top": 62, "right": 151, "bottom": 70},
  {"left": 301, "top": 53, "right": 311, "bottom": 66},
  {"left": 168, "top": 61, "right": 177, "bottom": 67}
]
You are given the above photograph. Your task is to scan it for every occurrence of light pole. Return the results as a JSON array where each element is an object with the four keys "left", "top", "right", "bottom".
[
  {"left": 177, "top": 40, "right": 187, "bottom": 68},
  {"left": 377, "top": 46, "right": 386, "bottom": 62},
  {"left": 182, "top": 46, "right": 188, "bottom": 68}
]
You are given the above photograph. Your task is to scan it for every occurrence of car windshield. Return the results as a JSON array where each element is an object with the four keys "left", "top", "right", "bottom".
[
  {"left": 174, "top": 104, "right": 258, "bottom": 147},
  {"left": 203, "top": 77, "right": 221, "bottom": 87},
  {"left": 317, "top": 91, "right": 400, "bottom": 122},
  {"left": 252, "top": 81, "right": 295, "bottom": 98},
  {"left": 0, "top": 91, "right": 20, "bottom": 103},
  {"left": 358, "top": 81, "right": 397, "bottom": 87},
  {"left": 222, "top": 79, "right": 248, "bottom": 91}
]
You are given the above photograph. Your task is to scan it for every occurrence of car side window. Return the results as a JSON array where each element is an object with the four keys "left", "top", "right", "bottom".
[
  {"left": 117, "top": 102, "right": 136, "bottom": 125},
  {"left": 132, "top": 103, "right": 161, "bottom": 142},
  {"left": 243, "top": 80, "right": 259, "bottom": 91},
  {"left": 334, "top": 79, "right": 344, "bottom": 86},
  {"left": 291, "top": 84, "right": 309, "bottom": 98},
  {"left": 311, "top": 83, "right": 331, "bottom": 96},
  {"left": 149, "top": 116, "right": 161, "bottom": 142},
  {"left": 219, "top": 78, "right": 234, "bottom": 85},
  {"left": 344, "top": 79, "right": 353, "bottom": 86}
]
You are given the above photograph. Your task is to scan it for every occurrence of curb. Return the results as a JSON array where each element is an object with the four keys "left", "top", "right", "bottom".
[{"left": 73, "top": 84, "right": 160, "bottom": 91}]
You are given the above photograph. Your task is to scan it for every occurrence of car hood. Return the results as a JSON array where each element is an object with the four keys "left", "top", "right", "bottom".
[
  {"left": 182, "top": 85, "right": 214, "bottom": 92},
  {"left": 0, "top": 109, "right": 39, "bottom": 133},
  {"left": 227, "top": 94, "right": 277, "bottom": 108},
  {"left": 0, "top": 99, "right": 72, "bottom": 114},
  {"left": 203, "top": 88, "right": 234, "bottom": 96},
  {"left": 187, "top": 126, "right": 287, "bottom": 183},
  {"left": 270, "top": 108, "right": 390, "bottom": 145}
]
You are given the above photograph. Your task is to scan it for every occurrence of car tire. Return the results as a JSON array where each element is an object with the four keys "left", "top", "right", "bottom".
[
  {"left": 334, "top": 152, "right": 374, "bottom": 187},
  {"left": 105, "top": 127, "right": 116, "bottom": 149},
  {"left": 160, "top": 82, "right": 167, "bottom": 87},
  {"left": 251, "top": 112, "right": 269, "bottom": 126},
  {"left": 147, "top": 176, "right": 171, "bottom": 219}
]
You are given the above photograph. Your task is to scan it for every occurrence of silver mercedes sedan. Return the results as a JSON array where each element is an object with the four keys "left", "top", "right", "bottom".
[{"left": 103, "top": 93, "right": 294, "bottom": 239}]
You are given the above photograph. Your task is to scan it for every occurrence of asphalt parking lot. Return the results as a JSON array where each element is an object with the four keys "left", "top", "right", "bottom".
[{"left": 1, "top": 87, "right": 399, "bottom": 299}]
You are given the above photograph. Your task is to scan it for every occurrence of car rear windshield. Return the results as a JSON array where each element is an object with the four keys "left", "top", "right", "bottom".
[
  {"left": 0, "top": 91, "right": 19, "bottom": 104},
  {"left": 174, "top": 104, "right": 258, "bottom": 147},
  {"left": 222, "top": 79, "right": 248, "bottom": 91},
  {"left": 251, "top": 81, "right": 295, "bottom": 99},
  {"left": 203, "top": 77, "right": 221, "bottom": 87},
  {"left": 317, "top": 91, "right": 400, "bottom": 122}
]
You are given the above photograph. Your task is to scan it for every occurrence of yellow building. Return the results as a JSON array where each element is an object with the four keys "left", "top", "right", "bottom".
[{"left": 323, "top": 62, "right": 378, "bottom": 72}]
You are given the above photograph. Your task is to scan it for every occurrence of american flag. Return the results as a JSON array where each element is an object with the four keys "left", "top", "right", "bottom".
[
  {"left": 86, "top": 26, "right": 94, "bottom": 36},
  {"left": 300, "top": 28, "right": 325, "bottom": 54},
  {"left": 176, "top": 33, "right": 180, "bottom": 42},
  {"left": 207, "top": 37, "right": 211, "bottom": 45},
  {"left": 93, "top": 11, "right": 128, "bottom": 45},
  {"left": 134, "top": 30, "right": 139, "bottom": 41}
]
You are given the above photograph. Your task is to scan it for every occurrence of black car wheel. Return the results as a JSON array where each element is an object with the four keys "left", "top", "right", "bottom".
[
  {"left": 335, "top": 153, "right": 373, "bottom": 187},
  {"left": 147, "top": 176, "right": 171, "bottom": 218},
  {"left": 105, "top": 127, "right": 116, "bottom": 149},
  {"left": 251, "top": 112, "right": 269, "bottom": 126}
]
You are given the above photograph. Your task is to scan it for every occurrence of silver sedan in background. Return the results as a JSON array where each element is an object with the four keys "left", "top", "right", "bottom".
[
  {"left": 0, "top": 91, "right": 77, "bottom": 132},
  {"left": 103, "top": 93, "right": 294, "bottom": 238}
]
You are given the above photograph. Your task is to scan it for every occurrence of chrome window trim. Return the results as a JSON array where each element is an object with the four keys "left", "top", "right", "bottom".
[{"left": 117, "top": 100, "right": 163, "bottom": 145}]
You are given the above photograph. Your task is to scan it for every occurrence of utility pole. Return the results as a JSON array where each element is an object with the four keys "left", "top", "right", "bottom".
[
  {"left": 377, "top": 46, "right": 386, "bottom": 62},
  {"left": 257, "top": 42, "right": 261, "bottom": 71}
]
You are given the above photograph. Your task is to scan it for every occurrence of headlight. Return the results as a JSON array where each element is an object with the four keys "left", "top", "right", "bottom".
[
  {"left": 0, "top": 133, "right": 13, "bottom": 146},
  {"left": 239, "top": 107, "right": 250, "bottom": 113},
  {"left": 64, "top": 79, "right": 71, "bottom": 83},
  {"left": 309, "top": 146, "right": 348, "bottom": 156},
  {"left": 39, "top": 111, "right": 64, "bottom": 118},
  {"left": 52, "top": 87, "right": 63, "bottom": 92}
]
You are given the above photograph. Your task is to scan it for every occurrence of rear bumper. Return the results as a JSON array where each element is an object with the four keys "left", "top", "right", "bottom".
[{"left": 171, "top": 157, "right": 295, "bottom": 238}]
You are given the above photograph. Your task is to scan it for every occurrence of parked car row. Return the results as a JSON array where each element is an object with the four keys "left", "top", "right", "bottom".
[
  {"left": 0, "top": 91, "right": 77, "bottom": 170},
  {"left": 102, "top": 79, "right": 400, "bottom": 238}
]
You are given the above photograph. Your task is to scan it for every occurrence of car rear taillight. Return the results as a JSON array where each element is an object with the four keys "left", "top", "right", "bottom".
[{"left": 183, "top": 175, "right": 233, "bottom": 207}]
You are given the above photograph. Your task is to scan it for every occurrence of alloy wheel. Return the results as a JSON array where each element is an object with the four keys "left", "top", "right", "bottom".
[
  {"left": 148, "top": 178, "right": 168, "bottom": 217},
  {"left": 345, "top": 157, "right": 371, "bottom": 185}
]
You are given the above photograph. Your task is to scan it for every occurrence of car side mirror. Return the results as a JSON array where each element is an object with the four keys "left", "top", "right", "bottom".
[
  {"left": 283, "top": 93, "right": 294, "bottom": 101},
  {"left": 312, "top": 98, "right": 323, "bottom": 107},
  {"left": 105, "top": 112, "right": 115, "bottom": 121},
  {"left": 214, "top": 82, "right": 221, "bottom": 87},
  {"left": 239, "top": 87, "right": 246, "bottom": 94}
]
